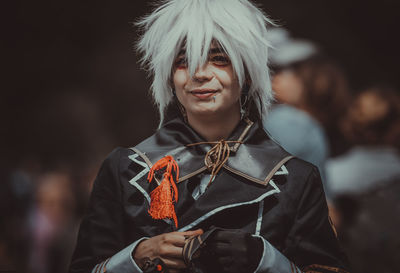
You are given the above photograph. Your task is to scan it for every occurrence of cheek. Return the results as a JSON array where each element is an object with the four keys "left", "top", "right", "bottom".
[
  {"left": 225, "top": 71, "right": 241, "bottom": 99},
  {"left": 216, "top": 68, "right": 239, "bottom": 90},
  {"left": 173, "top": 69, "right": 189, "bottom": 91}
]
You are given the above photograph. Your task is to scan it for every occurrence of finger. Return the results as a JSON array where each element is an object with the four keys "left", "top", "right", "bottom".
[
  {"left": 182, "top": 229, "right": 203, "bottom": 237},
  {"left": 159, "top": 245, "right": 184, "bottom": 258},
  {"left": 162, "top": 233, "right": 187, "bottom": 247},
  {"left": 162, "top": 257, "right": 186, "bottom": 269},
  {"left": 164, "top": 229, "right": 205, "bottom": 248}
]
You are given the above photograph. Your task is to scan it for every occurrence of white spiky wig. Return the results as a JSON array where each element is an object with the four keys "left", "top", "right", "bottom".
[{"left": 136, "top": 0, "right": 274, "bottom": 125}]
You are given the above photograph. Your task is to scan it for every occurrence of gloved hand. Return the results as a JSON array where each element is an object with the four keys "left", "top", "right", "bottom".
[{"left": 197, "top": 228, "right": 263, "bottom": 273}]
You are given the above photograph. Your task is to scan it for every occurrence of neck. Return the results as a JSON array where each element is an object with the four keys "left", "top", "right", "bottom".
[{"left": 187, "top": 111, "right": 241, "bottom": 142}]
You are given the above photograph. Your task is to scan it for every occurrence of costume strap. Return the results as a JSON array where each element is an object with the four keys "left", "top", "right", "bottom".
[{"left": 186, "top": 140, "right": 242, "bottom": 187}]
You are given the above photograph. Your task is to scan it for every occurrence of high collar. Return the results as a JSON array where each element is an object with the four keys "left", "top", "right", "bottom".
[{"left": 132, "top": 117, "right": 293, "bottom": 186}]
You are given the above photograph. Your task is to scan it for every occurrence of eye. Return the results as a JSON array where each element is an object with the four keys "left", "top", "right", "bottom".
[
  {"left": 210, "top": 54, "right": 230, "bottom": 66},
  {"left": 174, "top": 56, "right": 187, "bottom": 68}
]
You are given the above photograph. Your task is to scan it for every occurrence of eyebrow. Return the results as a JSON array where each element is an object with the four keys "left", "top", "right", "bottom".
[
  {"left": 209, "top": 47, "right": 225, "bottom": 54},
  {"left": 177, "top": 47, "right": 226, "bottom": 57}
]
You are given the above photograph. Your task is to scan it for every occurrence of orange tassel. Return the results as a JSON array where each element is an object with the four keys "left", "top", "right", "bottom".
[{"left": 147, "top": 155, "right": 179, "bottom": 228}]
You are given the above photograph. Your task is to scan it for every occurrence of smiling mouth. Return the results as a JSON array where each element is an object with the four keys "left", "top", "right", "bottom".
[{"left": 189, "top": 89, "right": 218, "bottom": 99}]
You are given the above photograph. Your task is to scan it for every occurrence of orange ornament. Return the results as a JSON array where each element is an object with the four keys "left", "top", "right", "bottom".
[{"left": 147, "top": 155, "right": 179, "bottom": 228}]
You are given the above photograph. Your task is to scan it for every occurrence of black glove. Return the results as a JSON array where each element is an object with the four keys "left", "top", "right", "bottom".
[
  {"left": 183, "top": 227, "right": 263, "bottom": 273},
  {"left": 203, "top": 229, "right": 263, "bottom": 273}
]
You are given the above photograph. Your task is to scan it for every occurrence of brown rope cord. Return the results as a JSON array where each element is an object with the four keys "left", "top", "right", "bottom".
[{"left": 186, "top": 140, "right": 242, "bottom": 187}]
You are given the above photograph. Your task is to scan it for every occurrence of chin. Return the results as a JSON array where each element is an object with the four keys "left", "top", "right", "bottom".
[{"left": 189, "top": 107, "right": 220, "bottom": 118}]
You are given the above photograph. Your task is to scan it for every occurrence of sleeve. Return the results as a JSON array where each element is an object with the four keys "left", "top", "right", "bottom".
[
  {"left": 69, "top": 148, "right": 145, "bottom": 273},
  {"left": 254, "top": 236, "right": 301, "bottom": 273},
  {"left": 256, "top": 166, "right": 350, "bottom": 273}
]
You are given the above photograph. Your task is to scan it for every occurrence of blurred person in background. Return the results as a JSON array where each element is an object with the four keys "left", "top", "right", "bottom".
[
  {"left": 27, "top": 94, "right": 112, "bottom": 273},
  {"left": 0, "top": 91, "right": 112, "bottom": 273},
  {"left": 264, "top": 28, "right": 350, "bottom": 198},
  {"left": 69, "top": 0, "right": 349, "bottom": 273},
  {"left": 326, "top": 86, "right": 400, "bottom": 207},
  {"left": 28, "top": 171, "right": 79, "bottom": 273},
  {"left": 0, "top": 169, "right": 35, "bottom": 273},
  {"left": 325, "top": 86, "right": 400, "bottom": 273},
  {"left": 331, "top": 179, "right": 400, "bottom": 273}
]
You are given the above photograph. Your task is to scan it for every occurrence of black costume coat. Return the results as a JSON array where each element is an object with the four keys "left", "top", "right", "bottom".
[{"left": 70, "top": 118, "right": 349, "bottom": 273}]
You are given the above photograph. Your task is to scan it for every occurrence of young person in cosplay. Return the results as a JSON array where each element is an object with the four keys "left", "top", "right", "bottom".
[{"left": 69, "top": 0, "right": 349, "bottom": 273}]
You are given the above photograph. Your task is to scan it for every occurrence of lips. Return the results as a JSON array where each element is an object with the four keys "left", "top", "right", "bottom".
[{"left": 189, "top": 89, "right": 218, "bottom": 99}]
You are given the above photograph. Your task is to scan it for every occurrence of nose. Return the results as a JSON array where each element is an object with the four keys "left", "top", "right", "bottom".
[{"left": 193, "top": 64, "right": 213, "bottom": 82}]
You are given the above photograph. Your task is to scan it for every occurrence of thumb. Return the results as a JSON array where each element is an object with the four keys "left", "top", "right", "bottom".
[{"left": 183, "top": 229, "right": 204, "bottom": 237}]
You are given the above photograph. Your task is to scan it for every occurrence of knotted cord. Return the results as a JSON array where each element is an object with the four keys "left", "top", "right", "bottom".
[{"left": 186, "top": 140, "right": 242, "bottom": 187}]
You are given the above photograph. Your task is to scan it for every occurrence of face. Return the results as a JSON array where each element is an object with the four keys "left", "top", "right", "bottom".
[
  {"left": 272, "top": 69, "right": 304, "bottom": 106},
  {"left": 172, "top": 44, "right": 241, "bottom": 121}
]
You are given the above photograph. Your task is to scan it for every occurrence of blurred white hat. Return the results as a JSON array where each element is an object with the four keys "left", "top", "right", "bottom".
[{"left": 268, "top": 28, "right": 318, "bottom": 67}]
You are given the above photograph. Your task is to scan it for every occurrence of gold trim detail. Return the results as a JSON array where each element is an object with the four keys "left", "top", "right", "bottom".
[
  {"left": 131, "top": 147, "right": 153, "bottom": 168},
  {"left": 223, "top": 165, "right": 266, "bottom": 185},
  {"left": 231, "top": 118, "right": 254, "bottom": 152},
  {"left": 223, "top": 155, "right": 294, "bottom": 186},
  {"left": 263, "top": 156, "right": 294, "bottom": 185},
  {"left": 130, "top": 147, "right": 162, "bottom": 185},
  {"left": 178, "top": 166, "right": 208, "bottom": 183}
]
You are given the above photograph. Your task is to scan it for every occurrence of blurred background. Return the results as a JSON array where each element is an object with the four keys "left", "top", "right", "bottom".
[{"left": 1, "top": 0, "right": 399, "bottom": 272}]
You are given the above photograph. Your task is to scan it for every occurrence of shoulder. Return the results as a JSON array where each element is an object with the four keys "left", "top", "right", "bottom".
[
  {"left": 285, "top": 157, "right": 319, "bottom": 179},
  {"left": 281, "top": 157, "right": 325, "bottom": 200},
  {"left": 92, "top": 147, "right": 138, "bottom": 187},
  {"left": 98, "top": 147, "right": 137, "bottom": 171},
  {"left": 104, "top": 146, "right": 135, "bottom": 160},
  {"left": 90, "top": 146, "right": 152, "bottom": 202}
]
